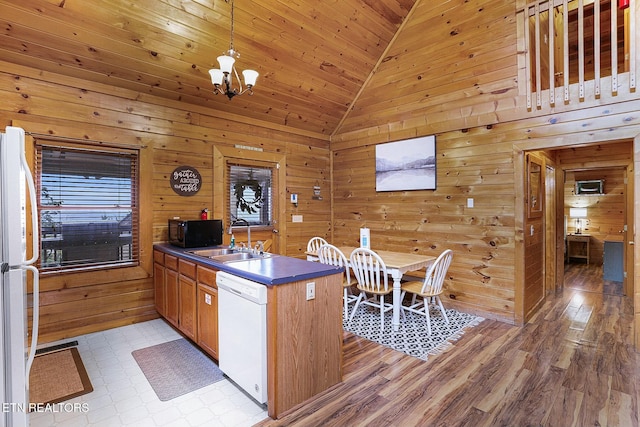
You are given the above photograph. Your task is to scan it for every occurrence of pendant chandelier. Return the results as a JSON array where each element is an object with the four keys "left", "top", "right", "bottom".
[{"left": 208, "top": 0, "right": 258, "bottom": 100}]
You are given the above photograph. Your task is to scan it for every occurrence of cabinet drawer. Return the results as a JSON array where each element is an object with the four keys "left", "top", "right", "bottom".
[
  {"left": 153, "top": 250, "right": 164, "bottom": 264},
  {"left": 165, "top": 254, "right": 178, "bottom": 270},
  {"left": 197, "top": 266, "right": 217, "bottom": 288},
  {"left": 179, "top": 259, "right": 197, "bottom": 279},
  {"left": 568, "top": 235, "right": 589, "bottom": 243}
]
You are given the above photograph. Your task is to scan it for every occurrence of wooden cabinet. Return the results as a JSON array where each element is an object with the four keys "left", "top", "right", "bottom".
[
  {"left": 153, "top": 251, "right": 165, "bottom": 317},
  {"left": 197, "top": 267, "right": 218, "bottom": 358},
  {"left": 165, "top": 265, "right": 179, "bottom": 327},
  {"left": 178, "top": 259, "right": 197, "bottom": 340},
  {"left": 153, "top": 249, "right": 219, "bottom": 359},
  {"left": 153, "top": 246, "right": 343, "bottom": 418},
  {"left": 266, "top": 273, "right": 343, "bottom": 419},
  {"left": 567, "top": 234, "right": 590, "bottom": 264}
]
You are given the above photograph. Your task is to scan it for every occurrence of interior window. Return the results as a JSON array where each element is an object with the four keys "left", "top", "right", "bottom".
[
  {"left": 227, "top": 163, "right": 273, "bottom": 226},
  {"left": 36, "top": 143, "right": 139, "bottom": 272}
]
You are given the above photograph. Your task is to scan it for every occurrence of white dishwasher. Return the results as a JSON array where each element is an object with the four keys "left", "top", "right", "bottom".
[{"left": 216, "top": 271, "right": 268, "bottom": 404}]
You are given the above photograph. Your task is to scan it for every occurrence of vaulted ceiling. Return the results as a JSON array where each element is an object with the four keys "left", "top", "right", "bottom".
[{"left": 1, "top": 0, "right": 423, "bottom": 138}]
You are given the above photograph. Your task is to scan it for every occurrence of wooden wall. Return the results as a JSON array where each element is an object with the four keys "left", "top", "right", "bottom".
[
  {"left": 0, "top": 61, "right": 331, "bottom": 344},
  {"left": 330, "top": 0, "right": 640, "bottom": 334}
]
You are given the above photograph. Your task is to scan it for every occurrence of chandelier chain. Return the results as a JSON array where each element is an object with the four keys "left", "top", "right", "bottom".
[{"left": 228, "top": 0, "right": 235, "bottom": 53}]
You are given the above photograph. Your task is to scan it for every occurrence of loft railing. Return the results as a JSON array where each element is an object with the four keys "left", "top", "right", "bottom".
[{"left": 518, "top": 0, "right": 635, "bottom": 109}]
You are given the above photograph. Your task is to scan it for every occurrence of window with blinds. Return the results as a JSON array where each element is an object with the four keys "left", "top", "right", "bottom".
[
  {"left": 227, "top": 163, "right": 273, "bottom": 226},
  {"left": 36, "top": 143, "right": 139, "bottom": 272}
]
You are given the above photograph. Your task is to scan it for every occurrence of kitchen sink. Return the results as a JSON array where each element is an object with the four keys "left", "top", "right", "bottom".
[
  {"left": 187, "top": 247, "right": 235, "bottom": 257},
  {"left": 187, "top": 247, "right": 275, "bottom": 263},
  {"left": 213, "top": 252, "right": 275, "bottom": 263}
]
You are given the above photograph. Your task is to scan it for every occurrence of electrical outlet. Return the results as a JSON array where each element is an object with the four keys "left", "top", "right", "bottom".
[{"left": 306, "top": 282, "right": 315, "bottom": 300}]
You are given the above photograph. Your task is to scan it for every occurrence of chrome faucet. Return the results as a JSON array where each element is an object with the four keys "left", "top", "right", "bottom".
[{"left": 229, "top": 218, "right": 251, "bottom": 251}]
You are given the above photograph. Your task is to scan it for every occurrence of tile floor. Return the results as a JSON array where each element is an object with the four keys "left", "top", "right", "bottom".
[{"left": 29, "top": 319, "right": 269, "bottom": 427}]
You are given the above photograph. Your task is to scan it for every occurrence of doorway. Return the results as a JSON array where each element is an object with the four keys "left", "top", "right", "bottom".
[
  {"left": 520, "top": 140, "right": 634, "bottom": 320},
  {"left": 561, "top": 164, "right": 628, "bottom": 296}
]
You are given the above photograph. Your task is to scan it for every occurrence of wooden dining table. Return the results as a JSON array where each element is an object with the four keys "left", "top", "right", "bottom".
[{"left": 306, "top": 246, "right": 435, "bottom": 331}]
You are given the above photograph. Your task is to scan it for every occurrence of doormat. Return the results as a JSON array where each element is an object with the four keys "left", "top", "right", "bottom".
[
  {"left": 345, "top": 303, "right": 484, "bottom": 361},
  {"left": 29, "top": 347, "right": 93, "bottom": 405},
  {"left": 132, "top": 338, "right": 225, "bottom": 401}
]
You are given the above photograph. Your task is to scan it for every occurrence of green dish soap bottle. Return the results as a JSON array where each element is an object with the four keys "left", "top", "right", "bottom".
[{"left": 230, "top": 234, "right": 235, "bottom": 249}]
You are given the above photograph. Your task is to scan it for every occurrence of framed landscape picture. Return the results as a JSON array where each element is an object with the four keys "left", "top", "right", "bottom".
[{"left": 375, "top": 135, "right": 436, "bottom": 191}]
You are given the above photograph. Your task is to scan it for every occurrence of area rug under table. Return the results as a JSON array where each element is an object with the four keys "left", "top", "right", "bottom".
[
  {"left": 132, "top": 338, "right": 224, "bottom": 401},
  {"left": 345, "top": 304, "right": 484, "bottom": 361}
]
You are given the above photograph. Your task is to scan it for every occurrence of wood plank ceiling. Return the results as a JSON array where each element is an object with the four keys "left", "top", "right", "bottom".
[{"left": 1, "top": 0, "right": 419, "bottom": 138}]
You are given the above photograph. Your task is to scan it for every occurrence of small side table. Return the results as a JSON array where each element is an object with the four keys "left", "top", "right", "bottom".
[{"left": 567, "top": 234, "right": 590, "bottom": 264}]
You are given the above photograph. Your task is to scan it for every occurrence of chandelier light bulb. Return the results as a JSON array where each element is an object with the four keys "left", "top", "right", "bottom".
[{"left": 242, "top": 69, "right": 259, "bottom": 87}]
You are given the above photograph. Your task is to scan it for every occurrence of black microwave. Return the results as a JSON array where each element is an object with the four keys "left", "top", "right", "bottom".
[{"left": 168, "top": 219, "right": 223, "bottom": 248}]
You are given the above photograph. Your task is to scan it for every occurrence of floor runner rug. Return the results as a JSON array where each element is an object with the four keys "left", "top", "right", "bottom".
[
  {"left": 344, "top": 304, "right": 484, "bottom": 361},
  {"left": 132, "top": 338, "right": 224, "bottom": 401},
  {"left": 29, "top": 347, "right": 93, "bottom": 405}
]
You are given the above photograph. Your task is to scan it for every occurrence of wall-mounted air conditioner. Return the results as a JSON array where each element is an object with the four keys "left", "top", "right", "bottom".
[{"left": 575, "top": 179, "right": 604, "bottom": 195}]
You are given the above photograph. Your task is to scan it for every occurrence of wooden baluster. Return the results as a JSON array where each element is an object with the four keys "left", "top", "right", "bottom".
[
  {"left": 594, "top": 0, "right": 601, "bottom": 96},
  {"left": 535, "top": 2, "right": 542, "bottom": 107},
  {"left": 563, "top": 0, "right": 570, "bottom": 101},
  {"left": 549, "top": 0, "right": 556, "bottom": 106}
]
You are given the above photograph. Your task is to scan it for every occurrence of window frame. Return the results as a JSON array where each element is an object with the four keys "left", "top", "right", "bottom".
[
  {"left": 213, "top": 146, "right": 286, "bottom": 254},
  {"left": 35, "top": 140, "right": 140, "bottom": 274},
  {"left": 227, "top": 162, "right": 274, "bottom": 227}
]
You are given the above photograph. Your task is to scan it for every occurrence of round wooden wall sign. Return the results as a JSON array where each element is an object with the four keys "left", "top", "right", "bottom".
[{"left": 170, "top": 166, "right": 202, "bottom": 196}]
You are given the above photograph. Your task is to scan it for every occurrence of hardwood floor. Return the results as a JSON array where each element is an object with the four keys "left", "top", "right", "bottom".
[{"left": 256, "top": 263, "right": 639, "bottom": 427}]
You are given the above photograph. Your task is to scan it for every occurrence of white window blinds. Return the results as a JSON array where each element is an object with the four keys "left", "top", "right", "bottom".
[{"left": 36, "top": 144, "right": 139, "bottom": 271}]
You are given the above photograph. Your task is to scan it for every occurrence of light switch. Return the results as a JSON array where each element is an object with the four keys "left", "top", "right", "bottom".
[
  {"left": 467, "top": 198, "right": 474, "bottom": 208},
  {"left": 292, "top": 215, "right": 303, "bottom": 223}
]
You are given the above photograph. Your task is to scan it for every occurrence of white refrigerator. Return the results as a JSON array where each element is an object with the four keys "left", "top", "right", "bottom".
[{"left": 1, "top": 126, "right": 40, "bottom": 427}]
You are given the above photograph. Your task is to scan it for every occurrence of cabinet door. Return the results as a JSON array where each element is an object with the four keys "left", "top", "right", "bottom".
[
  {"left": 197, "top": 283, "right": 218, "bottom": 359},
  {"left": 165, "top": 268, "right": 179, "bottom": 327},
  {"left": 179, "top": 274, "right": 197, "bottom": 340},
  {"left": 153, "top": 262, "right": 165, "bottom": 317}
]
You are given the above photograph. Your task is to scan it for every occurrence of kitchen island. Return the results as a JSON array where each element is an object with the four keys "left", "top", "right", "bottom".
[{"left": 153, "top": 243, "right": 344, "bottom": 419}]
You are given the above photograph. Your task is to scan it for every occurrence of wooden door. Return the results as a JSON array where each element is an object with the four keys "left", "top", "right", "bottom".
[
  {"left": 545, "top": 164, "right": 557, "bottom": 293},
  {"left": 178, "top": 259, "right": 197, "bottom": 340},
  {"left": 523, "top": 152, "right": 546, "bottom": 320},
  {"left": 197, "top": 283, "right": 218, "bottom": 359},
  {"left": 197, "top": 265, "right": 219, "bottom": 359},
  {"left": 165, "top": 268, "right": 179, "bottom": 327},
  {"left": 179, "top": 274, "right": 197, "bottom": 340},
  {"left": 625, "top": 160, "right": 634, "bottom": 297}
]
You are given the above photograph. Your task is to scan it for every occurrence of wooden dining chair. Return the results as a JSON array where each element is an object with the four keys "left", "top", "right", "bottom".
[
  {"left": 400, "top": 249, "right": 453, "bottom": 335},
  {"left": 317, "top": 244, "right": 358, "bottom": 319},
  {"left": 307, "top": 236, "right": 328, "bottom": 255},
  {"left": 348, "top": 248, "right": 393, "bottom": 330}
]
